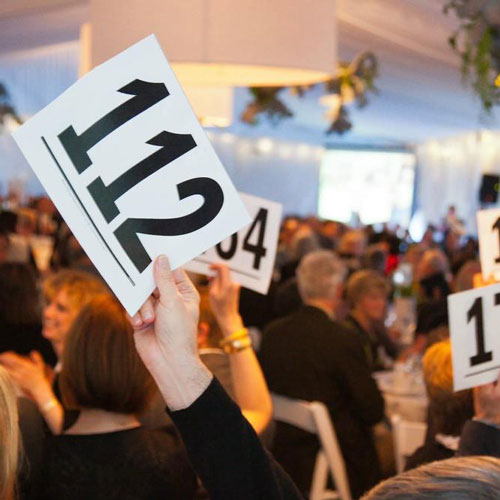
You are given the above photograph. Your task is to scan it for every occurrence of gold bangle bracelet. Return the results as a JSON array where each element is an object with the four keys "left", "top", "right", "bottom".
[
  {"left": 220, "top": 327, "right": 249, "bottom": 345},
  {"left": 220, "top": 335, "right": 252, "bottom": 354}
]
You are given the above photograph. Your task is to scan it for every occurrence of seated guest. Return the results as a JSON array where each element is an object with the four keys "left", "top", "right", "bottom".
[
  {"left": 343, "top": 270, "right": 398, "bottom": 371},
  {"left": 362, "top": 245, "right": 388, "bottom": 275},
  {"left": 406, "top": 249, "right": 451, "bottom": 356},
  {"left": 0, "top": 263, "right": 56, "bottom": 366},
  {"left": 459, "top": 372, "right": 500, "bottom": 458},
  {"left": 361, "top": 456, "right": 500, "bottom": 500},
  {"left": 259, "top": 250, "right": 385, "bottom": 498},
  {"left": 416, "top": 249, "right": 450, "bottom": 303},
  {"left": 0, "top": 270, "right": 106, "bottom": 434},
  {"left": 0, "top": 365, "right": 19, "bottom": 500},
  {"left": 338, "top": 229, "right": 367, "bottom": 274},
  {"left": 6, "top": 208, "right": 38, "bottom": 265},
  {"left": 452, "top": 259, "right": 480, "bottom": 293},
  {"left": 38, "top": 294, "right": 197, "bottom": 500},
  {"left": 405, "top": 339, "right": 473, "bottom": 470}
]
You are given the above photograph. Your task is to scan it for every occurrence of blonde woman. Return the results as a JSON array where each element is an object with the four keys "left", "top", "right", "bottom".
[{"left": 0, "top": 366, "right": 19, "bottom": 500}]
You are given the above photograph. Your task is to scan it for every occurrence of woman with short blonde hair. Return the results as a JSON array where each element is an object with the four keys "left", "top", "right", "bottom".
[
  {"left": 0, "top": 366, "right": 19, "bottom": 500},
  {"left": 343, "top": 270, "right": 397, "bottom": 370}
]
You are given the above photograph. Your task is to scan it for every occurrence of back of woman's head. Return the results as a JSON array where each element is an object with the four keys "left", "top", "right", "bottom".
[
  {"left": 0, "top": 263, "right": 39, "bottom": 325},
  {"left": 423, "top": 339, "right": 473, "bottom": 436},
  {"left": 0, "top": 366, "right": 19, "bottom": 500},
  {"left": 60, "top": 294, "right": 154, "bottom": 414},
  {"left": 362, "top": 456, "right": 500, "bottom": 500}
]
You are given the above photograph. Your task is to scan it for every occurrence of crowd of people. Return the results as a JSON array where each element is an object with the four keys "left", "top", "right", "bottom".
[{"left": 0, "top": 196, "right": 500, "bottom": 500}]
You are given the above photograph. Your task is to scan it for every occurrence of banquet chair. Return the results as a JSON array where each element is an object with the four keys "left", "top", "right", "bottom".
[
  {"left": 391, "top": 414, "right": 427, "bottom": 473},
  {"left": 271, "top": 393, "right": 352, "bottom": 500}
]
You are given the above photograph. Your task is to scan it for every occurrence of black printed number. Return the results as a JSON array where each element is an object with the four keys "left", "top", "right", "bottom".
[
  {"left": 59, "top": 79, "right": 224, "bottom": 274},
  {"left": 214, "top": 208, "right": 268, "bottom": 270},
  {"left": 493, "top": 217, "right": 500, "bottom": 264},
  {"left": 114, "top": 178, "right": 224, "bottom": 273},
  {"left": 216, "top": 234, "right": 238, "bottom": 260},
  {"left": 467, "top": 296, "right": 494, "bottom": 367}
]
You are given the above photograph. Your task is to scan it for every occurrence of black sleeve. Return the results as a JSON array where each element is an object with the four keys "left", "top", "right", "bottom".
[
  {"left": 458, "top": 420, "right": 500, "bottom": 457},
  {"left": 335, "top": 332, "right": 385, "bottom": 426},
  {"left": 169, "top": 378, "right": 303, "bottom": 500}
]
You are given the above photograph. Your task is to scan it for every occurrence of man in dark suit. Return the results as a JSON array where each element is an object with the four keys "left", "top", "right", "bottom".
[{"left": 260, "top": 250, "right": 385, "bottom": 499}]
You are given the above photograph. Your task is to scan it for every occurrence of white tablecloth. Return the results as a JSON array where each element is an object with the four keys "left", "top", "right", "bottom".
[{"left": 374, "top": 370, "right": 428, "bottom": 422}]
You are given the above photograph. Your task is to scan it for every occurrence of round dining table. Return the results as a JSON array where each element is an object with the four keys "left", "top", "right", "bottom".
[{"left": 373, "top": 369, "right": 428, "bottom": 423}]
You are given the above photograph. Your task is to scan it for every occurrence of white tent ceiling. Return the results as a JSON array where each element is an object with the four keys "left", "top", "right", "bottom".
[{"left": 0, "top": 0, "right": 498, "bottom": 146}]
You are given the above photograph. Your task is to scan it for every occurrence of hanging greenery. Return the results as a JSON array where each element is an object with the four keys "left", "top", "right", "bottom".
[
  {"left": 323, "top": 52, "right": 378, "bottom": 135},
  {"left": 240, "top": 87, "right": 293, "bottom": 126},
  {"left": 0, "top": 83, "right": 22, "bottom": 130},
  {"left": 240, "top": 52, "right": 378, "bottom": 135},
  {"left": 444, "top": 0, "right": 500, "bottom": 112}
]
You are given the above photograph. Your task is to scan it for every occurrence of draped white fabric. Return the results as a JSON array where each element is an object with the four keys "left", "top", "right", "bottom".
[
  {"left": 415, "top": 132, "right": 500, "bottom": 234},
  {"left": 211, "top": 133, "right": 322, "bottom": 217}
]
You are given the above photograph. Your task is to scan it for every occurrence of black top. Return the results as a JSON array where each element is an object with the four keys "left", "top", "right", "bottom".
[
  {"left": 37, "top": 426, "right": 197, "bottom": 500},
  {"left": 405, "top": 440, "right": 455, "bottom": 470},
  {"left": 259, "top": 305, "right": 384, "bottom": 498},
  {"left": 0, "top": 322, "right": 57, "bottom": 366},
  {"left": 343, "top": 314, "right": 398, "bottom": 372},
  {"left": 170, "top": 377, "right": 303, "bottom": 500},
  {"left": 459, "top": 420, "right": 500, "bottom": 457}
]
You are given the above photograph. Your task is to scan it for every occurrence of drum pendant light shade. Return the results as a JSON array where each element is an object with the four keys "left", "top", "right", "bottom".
[{"left": 89, "top": 0, "right": 337, "bottom": 87}]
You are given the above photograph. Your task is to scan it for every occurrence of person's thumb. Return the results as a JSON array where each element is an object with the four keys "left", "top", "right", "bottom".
[{"left": 154, "top": 255, "right": 178, "bottom": 303}]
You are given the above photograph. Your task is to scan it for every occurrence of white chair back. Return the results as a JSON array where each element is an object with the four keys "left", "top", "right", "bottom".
[
  {"left": 271, "top": 393, "right": 352, "bottom": 500},
  {"left": 391, "top": 414, "right": 427, "bottom": 473}
]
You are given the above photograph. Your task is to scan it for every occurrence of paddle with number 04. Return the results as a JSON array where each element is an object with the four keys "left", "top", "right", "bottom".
[
  {"left": 184, "top": 193, "right": 282, "bottom": 295},
  {"left": 12, "top": 35, "right": 250, "bottom": 315}
]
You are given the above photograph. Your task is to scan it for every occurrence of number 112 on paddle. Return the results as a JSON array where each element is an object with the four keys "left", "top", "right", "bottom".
[
  {"left": 448, "top": 283, "right": 500, "bottom": 391},
  {"left": 12, "top": 35, "right": 250, "bottom": 315}
]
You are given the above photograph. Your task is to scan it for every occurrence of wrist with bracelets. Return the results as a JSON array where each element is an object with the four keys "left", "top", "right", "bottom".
[{"left": 219, "top": 327, "right": 252, "bottom": 354}]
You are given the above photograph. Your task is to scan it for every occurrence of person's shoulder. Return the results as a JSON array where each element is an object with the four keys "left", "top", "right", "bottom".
[
  {"left": 327, "top": 319, "right": 367, "bottom": 351},
  {"left": 405, "top": 442, "right": 454, "bottom": 471},
  {"left": 263, "top": 312, "right": 298, "bottom": 335},
  {"left": 127, "top": 427, "right": 196, "bottom": 489}
]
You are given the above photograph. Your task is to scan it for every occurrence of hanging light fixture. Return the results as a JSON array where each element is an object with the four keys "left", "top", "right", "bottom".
[
  {"left": 80, "top": 23, "right": 234, "bottom": 127},
  {"left": 88, "top": 0, "right": 337, "bottom": 88},
  {"left": 183, "top": 86, "right": 233, "bottom": 127}
]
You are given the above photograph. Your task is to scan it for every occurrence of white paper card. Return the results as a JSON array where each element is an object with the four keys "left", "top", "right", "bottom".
[
  {"left": 184, "top": 193, "right": 282, "bottom": 294},
  {"left": 12, "top": 35, "right": 250, "bottom": 315},
  {"left": 477, "top": 208, "right": 500, "bottom": 281},
  {"left": 448, "top": 283, "right": 500, "bottom": 391}
]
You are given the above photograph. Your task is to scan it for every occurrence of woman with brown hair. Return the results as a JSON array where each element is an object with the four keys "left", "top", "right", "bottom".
[
  {"left": 0, "top": 366, "right": 19, "bottom": 500},
  {"left": 38, "top": 294, "right": 196, "bottom": 500}
]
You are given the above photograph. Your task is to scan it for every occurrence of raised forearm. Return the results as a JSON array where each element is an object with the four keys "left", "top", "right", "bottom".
[{"left": 219, "top": 314, "right": 272, "bottom": 434}]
